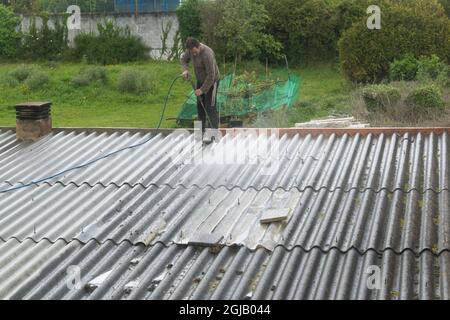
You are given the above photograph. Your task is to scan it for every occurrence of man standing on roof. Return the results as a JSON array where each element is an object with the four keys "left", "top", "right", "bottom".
[{"left": 181, "top": 37, "right": 220, "bottom": 132}]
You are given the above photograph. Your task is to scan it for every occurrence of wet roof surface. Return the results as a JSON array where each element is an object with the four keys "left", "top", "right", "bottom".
[{"left": 0, "top": 128, "right": 449, "bottom": 299}]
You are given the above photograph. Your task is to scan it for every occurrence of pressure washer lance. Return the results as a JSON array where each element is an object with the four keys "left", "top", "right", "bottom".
[{"left": 159, "top": 73, "right": 216, "bottom": 144}]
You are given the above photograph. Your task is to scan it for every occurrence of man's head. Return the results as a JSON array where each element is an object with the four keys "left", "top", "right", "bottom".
[{"left": 186, "top": 37, "right": 201, "bottom": 56}]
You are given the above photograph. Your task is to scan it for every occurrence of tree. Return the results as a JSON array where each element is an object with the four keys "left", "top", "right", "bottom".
[
  {"left": 9, "top": 0, "right": 40, "bottom": 13},
  {"left": 0, "top": 4, "right": 21, "bottom": 59},
  {"left": 176, "top": 0, "right": 202, "bottom": 43},
  {"left": 215, "top": 0, "right": 282, "bottom": 69}
]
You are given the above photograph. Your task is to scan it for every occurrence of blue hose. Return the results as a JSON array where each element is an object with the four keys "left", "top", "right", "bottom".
[{"left": 0, "top": 74, "right": 185, "bottom": 194}]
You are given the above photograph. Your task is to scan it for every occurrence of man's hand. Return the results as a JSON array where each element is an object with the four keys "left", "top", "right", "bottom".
[
  {"left": 182, "top": 70, "right": 190, "bottom": 81},
  {"left": 195, "top": 89, "right": 203, "bottom": 97}
]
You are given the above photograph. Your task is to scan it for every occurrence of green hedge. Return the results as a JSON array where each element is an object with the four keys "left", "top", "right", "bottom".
[{"left": 339, "top": 0, "right": 450, "bottom": 83}]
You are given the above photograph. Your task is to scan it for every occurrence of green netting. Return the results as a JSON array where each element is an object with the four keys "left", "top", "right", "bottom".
[{"left": 177, "top": 74, "right": 301, "bottom": 121}]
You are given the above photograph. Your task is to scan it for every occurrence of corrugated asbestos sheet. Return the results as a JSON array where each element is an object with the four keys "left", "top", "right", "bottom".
[
  {"left": 2, "top": 239, "right": 450, "bottom": 300},
  {"left": 0, "top": 128, "right": 449, "bottom": 300},
  {"left": 0, "top": 129, "right": 448, "bottom": 192}
]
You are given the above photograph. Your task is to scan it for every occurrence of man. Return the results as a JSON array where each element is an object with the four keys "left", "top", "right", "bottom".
[{"left": 181, "top": 37, "right": 220, "bottom": 132}]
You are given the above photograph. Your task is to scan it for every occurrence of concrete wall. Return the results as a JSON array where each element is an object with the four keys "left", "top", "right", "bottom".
[{"left": 20, "top": 12, "right": 179, "bottom": 59}]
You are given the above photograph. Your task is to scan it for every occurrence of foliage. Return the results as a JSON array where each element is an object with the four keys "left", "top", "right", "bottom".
[
  {"left": 417, "top": 55, "right": 448, "bottom": 81},
  {"left": 0, "top": 4, "right": 22, "bottom": 59},
  {"left": 73, "top": 21, "right": 149, "bottom": 65},
  {"left": 339, "top": 0, "right": 450, "bottom": 83},
  {"left": 24, "top": 69, "right": 50, "bottom": 90},
  {"left": 389, "top": 55, "right": 420, "bottom": 81},
  {"left": 256, "top": 0, "right": 365, "bottom": 64},
  {"left": 405, "top": 85, "right": 445, "bottom": 115},
  {"left": 362, "top": 84, "right": 401, "bottom": 112},
  {"left": 9, "top": 0, "right": 40, "bottom": 14},
  {"left": 117, "top": 69, "right": 155, "bottom": 95},
  {"left": 440, "top": 0, "right": 450, "bottom": 16},
  {"left": 72, "top": 66, "right": 108, "bottom": 87},
  {"left": 176, "top": 0, "right": 202, "bottom": 43},
  {"left": 5, "top": 64, "right": 49, "bottom": 90},
  {"left": 21, "top": 14, "right": 68, "bottom": 61},
  {"left": 215, "top": 0, "right": 282, "bottom": 64},
  {"left": 199, "top": 0, "right": 226, "bottom": 60}
]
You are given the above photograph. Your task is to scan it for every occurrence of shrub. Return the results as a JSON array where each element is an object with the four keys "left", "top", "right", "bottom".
[
  {"left": 362, "top": 84, "right": 401, "bottom": 112},
  {"left": 7, "top": 64, "right": 49, "bottom": 90},
  {"left": 258, "top": 0, "right": 340, "bottom": 64},
  {"left": 389, "top": 55, "right": 420, "bottom": 81},
  {"left": 73, "top": 21, "right": 149, "bottom": 65},
  {"left": 339, "top": 0, "right": 450, "bottom": 83},
  {"left": 21, "top": 15, "right": 68, "bottom": 61},
  {"left": 0, "top": 4, "right": 22, "bottom": 59},
  {"left": 405, "top": 85, "right": 445, "bottom": 115},
  {"left": 176, "top": 0, "right": 202, "bottom": 43},
  {"left": 8, "top": 64, "right": 38, "bottom": 82},
  {"left": 72, "top": 66, "right": 108, "bottom": 87},
  {"left": 215, "top": 0, "right": 282, "bottom": 64},
  {"left": 417, "top": 55, "right": 448, "bottom": 81},
  {"left": 117, "top": 69, "right": 155, "bottom": 95},
  {"left": 440, "top": 0, "right": 450, "bottom": 16},
  {"left": 199, "top": 0, "right": 226, "bottom": 60},
  {"left": 437, "top": 65, "right": 450, "bottom": 87},
  {"left": 24, "top": 70, "right": 49, "bottom": 90}
]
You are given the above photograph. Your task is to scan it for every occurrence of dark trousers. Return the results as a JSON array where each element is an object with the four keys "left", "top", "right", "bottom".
[{"left": 197, "top": 80, "right": 219, "bottom": 131}]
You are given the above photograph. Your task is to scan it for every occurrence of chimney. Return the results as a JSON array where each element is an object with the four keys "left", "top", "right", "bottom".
[{"left": 15, "top": 102, "right": 52, "bottom": 141}]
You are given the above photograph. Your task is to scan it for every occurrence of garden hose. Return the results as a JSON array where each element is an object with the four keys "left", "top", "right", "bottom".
[{"left": 0, "top": 74, "right": 210, "bottom": 195}]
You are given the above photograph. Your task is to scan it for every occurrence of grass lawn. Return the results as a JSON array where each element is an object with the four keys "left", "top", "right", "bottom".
[{"left": 0, "top": 60, "right": 351, "bottom": 128}]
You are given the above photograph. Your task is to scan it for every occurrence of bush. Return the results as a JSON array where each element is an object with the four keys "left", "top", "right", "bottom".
[
  {"left": 405, "top": 85, "right": 445, "bottom": 115},
  {"left": 176, "top": 0, "right": 202, "bottom": 43},
  {"left": 437, "top": 65, "right": 450, "bottom": 87},
  {"left": 24, "top": 70, "right": 49, "bottom": 90},
  {"left": 339, "top": 0, "right": 450, "bottom": 83},
  {"left": 215, "top": 0, "right": 282, "bottom": 63},
  {"left": 440, "top": 0, "right": 450, "bottom": 16},
  {"left": 0, "top": 4, "right": 22, "bottom": 59},
  {"left": 73, "top": 21, "right": 149, "bottom": 65},
  {"left": 117, "top": 69, "right": 155, "bottom": 95},
  {"left": 362, "top": 84, "right": 401, "bottom": 112},
  {"left": 417, "top": 55, "right": 448, "bottom": 81},
  {"left": 6, "top": 64, "right": 49, "bottom": 90},
  {"left": 8, "top": 64, "right": 38, "bottom": 82},
  {"left": 389, "top": 55, "right": 420, "bottom": 81},
  {"left": 21, "top": 15, "right": 68, "bottom": 61},
  {"left": 199, "top": 0, "right": 226, "bottom": 60},
  {"left": 72, "top": 66, "right": 108, "bottom": 87}
]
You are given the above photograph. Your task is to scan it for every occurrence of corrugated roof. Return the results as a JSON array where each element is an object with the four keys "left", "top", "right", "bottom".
[
  {"left": 2, "top": 239, "right": 449, "bottom": 300},
  {"left": 1, "top": 183, "right": 449, "bottom": 253},
  {"left": 1, "top": 128, "right": 449, "bottom": 300},
  {"left": 1, "top": 129, "right": 448, "bottom": 192}
]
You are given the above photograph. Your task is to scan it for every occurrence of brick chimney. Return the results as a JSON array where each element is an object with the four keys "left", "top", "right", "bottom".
[{"left": 15, "top": 102, "right": 52, "bottom": 141}]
